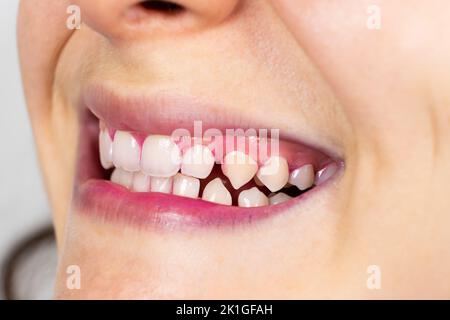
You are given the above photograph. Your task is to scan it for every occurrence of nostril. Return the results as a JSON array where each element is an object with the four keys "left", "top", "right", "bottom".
[{"left": 139, "top": 0, "right": 185, "bottom": 14}]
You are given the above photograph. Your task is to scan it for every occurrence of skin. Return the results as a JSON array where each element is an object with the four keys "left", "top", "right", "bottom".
[{"left": 18, "top": 0, "right": 450, "bottom": 299}]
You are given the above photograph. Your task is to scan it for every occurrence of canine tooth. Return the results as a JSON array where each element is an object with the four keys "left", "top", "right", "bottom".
[
  {"left": 202, "top": 178, "right": 232, "bottom": 206},
  {"left": 99, "top": 129, "right": 113, "bottom": 169},
  {"left": 222, "top": 151, "right": 258, "bottom": 189},
  {"left": 150, "top": 176, "right": 173, "bottom": 194},
  {"left": 269, "top": 192, "right": 292, "bottom": 205},
  {"left": 289, "top": 164, "right": 315, "bottom": 190},
  {"left": 238, "top": 187, "right": 269, "bottom": 207},
  {"left": 141, "top": 135, "right": 182, "bottom": 177},
  {"left": 110, "top": 168, "right": 134, "bottom": 189},
  {"left": 315, "top": 162, "right": 338, "bottom": 185},
  {"left": 181, "top": 145, "right": 215, "bottom": 179},
  {"left": 173, "top": 173, "right": 200, "bottom": 198},
  {"left": 112, "top": 131, "right": 140, "bottom": 172},
  {"left": 132, "top": 172, "right": 150, "bottom": 192},
  {"left": 256, "top": 156, "right": 289, "bottom": 192}
]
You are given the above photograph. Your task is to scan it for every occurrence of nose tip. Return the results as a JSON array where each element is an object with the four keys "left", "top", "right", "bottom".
[{"left": 73, "top": 0, "right": 240, "bottom": 41}]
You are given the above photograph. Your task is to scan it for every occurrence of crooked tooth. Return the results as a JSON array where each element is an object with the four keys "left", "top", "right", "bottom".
[
  {"left": 269, "top": 192, "right": 292, "bottom": 205},
  {"left": 99, "top": 129, "right": 113, "bottom": 169},
  {"left": 132, "top": 172, "right": 150, "bottom": 192},
  {"left": 238, "top": 187, "right": 269, "bottom": 207},
  {"left": 110, "top": 168, "right": 134, "bottom": 189},
  {"left": 202, "top": 178, "right": 232, "bottom": 206},
  {"left": 141, "top": 135, "right": 182, "bottom": 177},
  {"left": 173, "top": 173, "right": 200, "bottom": 199},
  {"left": 181, "top": 145, "right": 215, "bottom": 179},
  {"left": 150, "top": 176, "right": 173, "bottom": 194},
  {"left": 112, "top": 131, "right": 140, "bottom": 172},
  {"left": 222, "top": 151, "right": 258, "bottom": 190},
  {"left": 256, "top": 156, "right": 289, "bottom": 192},
  {"left": 289, "top": 164, "right": 315, "bottom": 190}
]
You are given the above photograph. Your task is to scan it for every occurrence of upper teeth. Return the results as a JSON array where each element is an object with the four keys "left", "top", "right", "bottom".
[
  {"left": 256, "top": 156, "right": 289, "bottom": 192},
  {"left": 100, "top": 127, "right": 331, "bottom": 207},
  {"left": 141, "top": 135, "right": 182, "bottom": 177},
  {"left": 221, "top": 150, "right": 258, "bottom": 189},
  {"left": 181, "top": 144, "right": 215, "bottom": 179}
]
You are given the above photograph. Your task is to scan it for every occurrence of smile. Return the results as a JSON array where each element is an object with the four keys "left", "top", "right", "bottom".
[{"left": 73, "top": 85, "right": 344, "bottom": 229}]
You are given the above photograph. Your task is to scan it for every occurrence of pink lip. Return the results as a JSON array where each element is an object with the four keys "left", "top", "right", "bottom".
[
  {"left": 74, "top": 178, "right": 336, "bottom": 229},
  {"left": 73, "top": 84, "right": 343, "bottom": 229}
]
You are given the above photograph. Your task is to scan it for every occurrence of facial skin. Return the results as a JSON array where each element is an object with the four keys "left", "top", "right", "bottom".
[{"left": 18, "top": 0, "right": 450, "bottom": 298}]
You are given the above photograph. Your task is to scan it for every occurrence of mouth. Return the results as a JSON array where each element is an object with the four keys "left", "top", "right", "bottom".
[{"left": 73, "top": 84, "right": 344, "bottom": 229}]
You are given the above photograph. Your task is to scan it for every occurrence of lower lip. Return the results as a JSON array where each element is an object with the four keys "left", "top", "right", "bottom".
[{"left": 73, "top": 177, "right": 335, "bottom": 230}]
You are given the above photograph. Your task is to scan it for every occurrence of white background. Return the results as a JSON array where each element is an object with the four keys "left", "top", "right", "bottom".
[{"left": 0, "top": 0, "right": 51, "bottom": 298}]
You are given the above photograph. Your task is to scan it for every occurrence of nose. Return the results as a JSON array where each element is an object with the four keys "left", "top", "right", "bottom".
[{"left": 72, "top": 0, "right": 240, "bottom": 41}]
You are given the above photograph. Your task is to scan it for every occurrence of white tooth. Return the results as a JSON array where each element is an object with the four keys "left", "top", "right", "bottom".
[
  {"left": 315, "top": 162, "right": 338, "bottom": 185},
  {"left": 202, "top": 178, "right": 232, "bottom": 206},
  {"left": 256, "top": 156, "right": 289, "bottom": 192},
  {"left": 269, "top": 192, "right": 292, "bottom": 205},
  {"left": 181, "top": 145, "right": 215, "bottom": 179},
  {"left": 238, "top": 187, "right": 269, "bottom": 207},
  {"left": 289, "top": 164, "right": 315, "bottom": 190},
  {"left": 112, "top": 131, "right": 140, "bottom": 172},
  {"left": 150, "top": 176, "right": 173, "bottom": 194},
  {"left": 110, "top": 168, "right": 134, "bottom": 189},
  {"left": 132, "top": 172, "right": 150, "bottom": 192},
  {"left": 99, "top": 129, "right": 113, "bottom": 169},
  {"left": 222, "top": 151, "right": 258, "bottom": 190},
  {"left": 141, "top": 135, "right": 182, "bottom": 177},
  {"left": 172, "top": 173, "right": 200, "bottom": 198}
]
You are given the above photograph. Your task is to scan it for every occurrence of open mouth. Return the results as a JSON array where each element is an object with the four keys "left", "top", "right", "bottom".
[{"left": 73, "top": 85, "right": 344, "bottom": 229}]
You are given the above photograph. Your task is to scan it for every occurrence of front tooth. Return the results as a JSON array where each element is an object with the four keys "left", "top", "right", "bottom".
[
  {"left": 202, "top": 178, "right": 232, "bottom": 205},
  {"left": 289, "top": 164, "right": 315, "bottom": 190},
  {"left": 269, "top": 192, "right": 292, "bottom": 205},
  {"left": 132, "top": 172, "right": 150, "bottom": 192},
  {"left": 238, "top": 187, "right": 269, "bottom": 207},
  {"left": 221, "top": 151, "right": 258, "bottom": 189},
  {"left": 172, "top": 173, "right": 200, "bottom": 198},
  {"left": 256, "top": 156, "right": 289, "bottom": 192},
  {"left": 99, "top": 129, "right": 113, "bottom": 169},
  {"left": 141, "top": 135, "right": 182, "bottom": 177},
  {"left": 150, "top": 176, "right": 173, "bottom": 194},
  {"left": 110, "top": 168, "right": 134, "bottom": 189},
  {"left": 112, "top": 131, "right": 140, "bottom": 172},
  {"left": 181, "top": 145, "right": 215, "bottom": 179}
]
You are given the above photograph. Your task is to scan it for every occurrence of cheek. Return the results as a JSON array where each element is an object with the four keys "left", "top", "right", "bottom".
[{"left": 271, "top": 0, "right": 434, "bottom": 126}]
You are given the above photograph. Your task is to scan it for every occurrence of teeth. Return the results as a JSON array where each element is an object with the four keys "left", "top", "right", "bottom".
[
  {"left": 181, "top": 145, "right": 215, "bottom": 179},
  {"left": 172, "top": 173, "right": 200, "bottom": 199},
  {"left": 256, "top": 156, "right": 289, "bottom": 192},
  {"left": 222, "top": 151, "right": 258, "bottom": 189},
  {"left": 141, "top": 135, "right": 182, "bottom": 177},
  {"left": 110, "top": 168, "right": 134, "bottom": 189},
  {"left": 269, "top": 192, "right": 292, "bottom": 205},
  {"left": 150, "top": 176, "right": 173, "bottom": 194},
  {"left": 112, "top": 131, "right": 140, "bottom": 172},
  {"left": 238, "top": 187, "right": 269, "bottom": 207},
  {"left": 315, "top": 162, "right": 338, "bottom": 185},
  {"left": 99, "top": 129, "right": 113, "bottom": 169},
  {"left": 289, "top": 164, "right": 315, "bottom": 190},
  {"left": 132, "top": 172, "right": 150, "bottom": 192},
  {"left": 201, "top": 178, "right": 232, "bottom": 205}
]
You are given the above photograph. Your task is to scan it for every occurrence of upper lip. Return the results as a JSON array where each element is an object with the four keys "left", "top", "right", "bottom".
[{"left": 73, "top": 83, "right": 343, "bottom": 229}]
